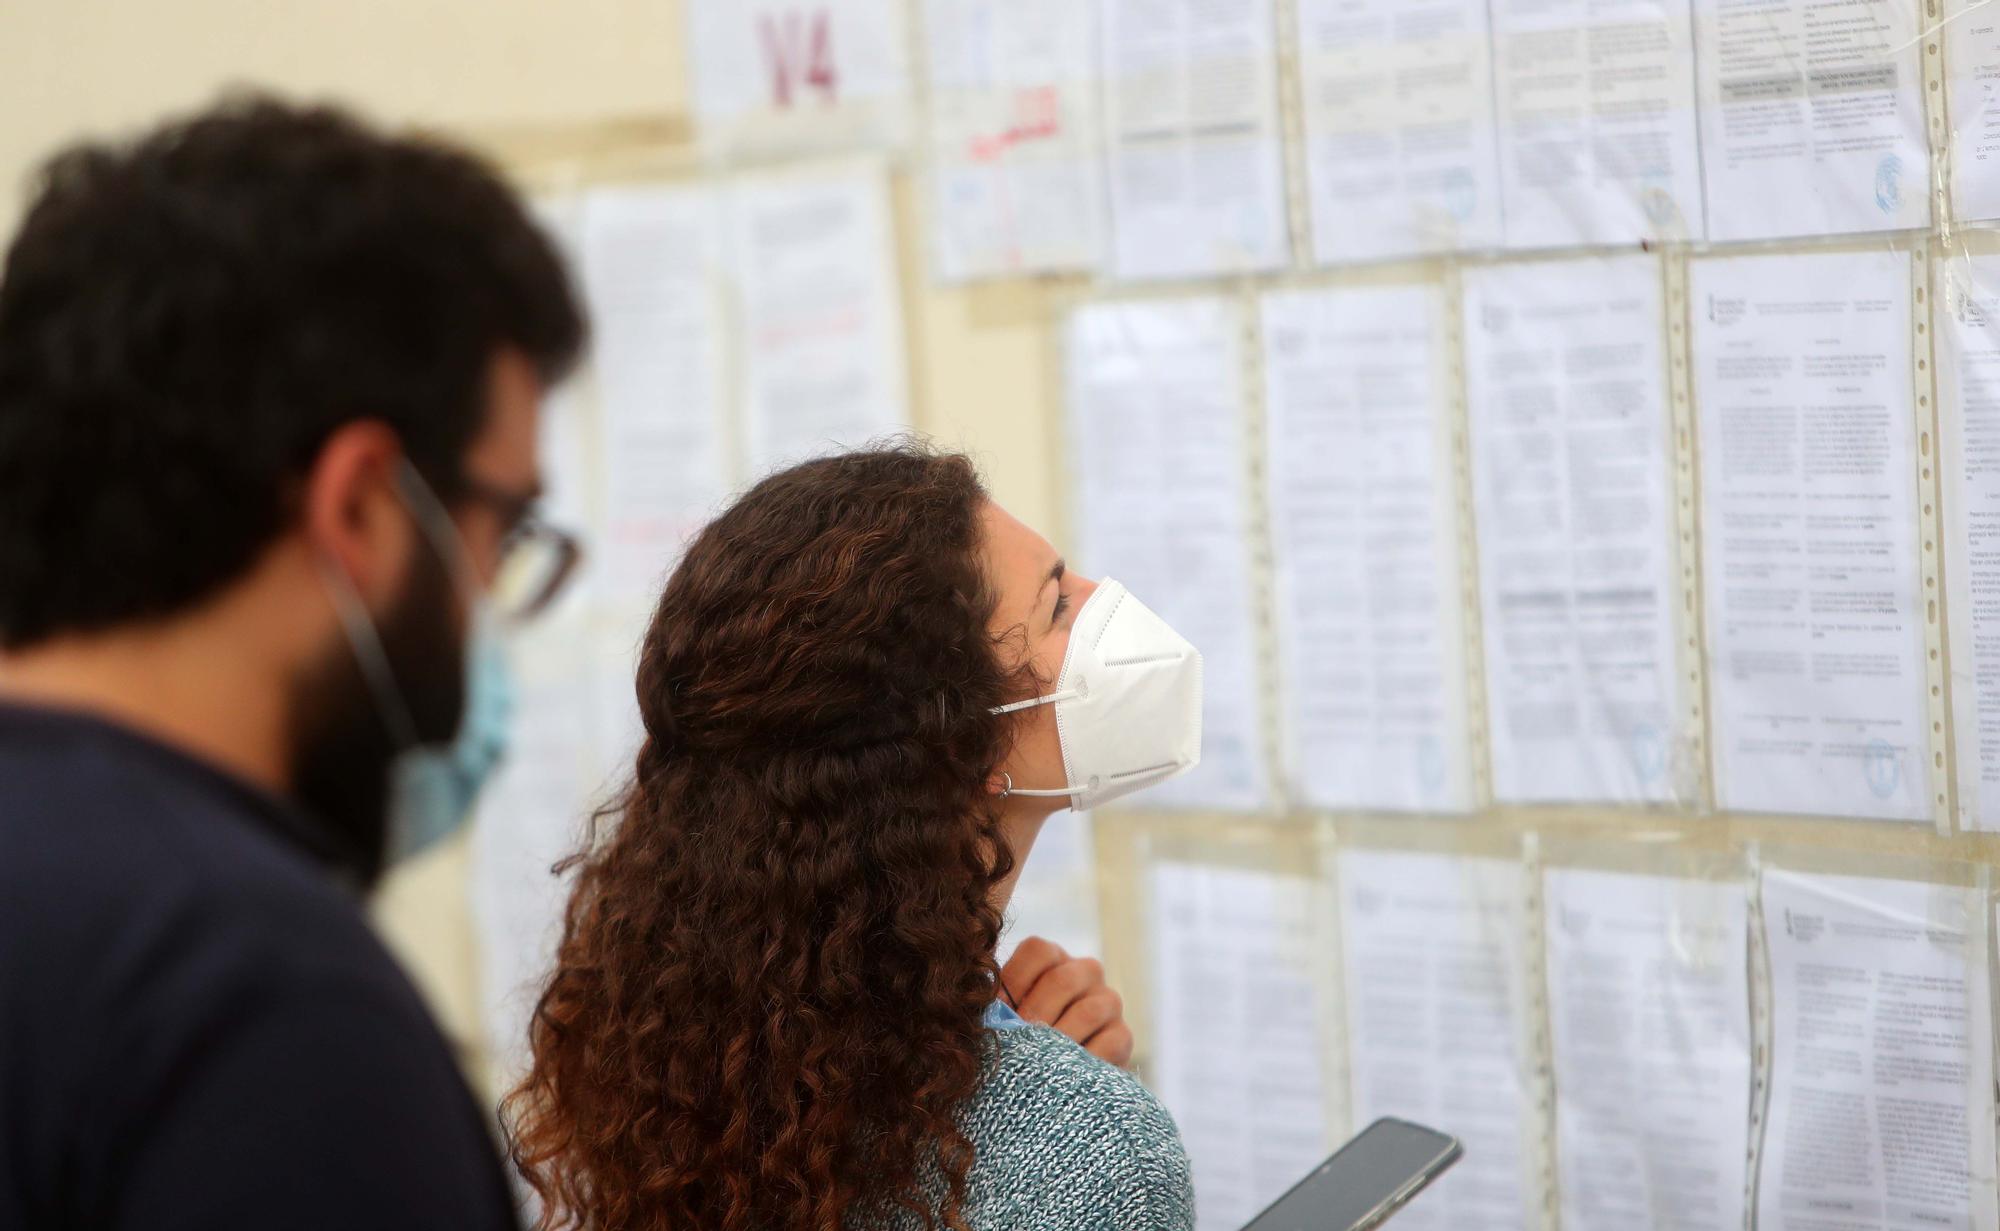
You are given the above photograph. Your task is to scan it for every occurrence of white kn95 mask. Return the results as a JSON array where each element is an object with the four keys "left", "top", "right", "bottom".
[{"left": 990, "top": 579, "right": 1202, "bottom": 811}]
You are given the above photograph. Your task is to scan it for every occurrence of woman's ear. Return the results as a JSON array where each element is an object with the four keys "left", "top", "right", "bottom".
[{"left": 986, "top": 772, "right": 1013, "bottom": 798}]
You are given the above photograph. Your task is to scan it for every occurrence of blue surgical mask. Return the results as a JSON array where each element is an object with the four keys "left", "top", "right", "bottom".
[
  {"left": 385, "top": 603, "right": 514, "bottom": 861},
  {"left": 319, "top": 460, "right": 517, "bottom": 867}
]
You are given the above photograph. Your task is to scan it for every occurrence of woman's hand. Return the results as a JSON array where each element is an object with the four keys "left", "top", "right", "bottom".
[{"left": 999, "top": 937, "right": 1135, "bottom": 1067}]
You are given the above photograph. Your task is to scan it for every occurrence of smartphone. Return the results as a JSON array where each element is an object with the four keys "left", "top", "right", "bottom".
[{"left": 1239, "top": 1117, "right": 1461, "bottom": 1231}]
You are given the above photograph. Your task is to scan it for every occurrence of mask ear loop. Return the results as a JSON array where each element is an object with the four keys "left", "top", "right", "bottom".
[
  {"left": 990, "top": 630, "right": 1095, "bottom": 794},
  {"left": 988, "top": 693, "right": 1086, "bottom": 798},
  {"left": 1006, "top": 781, "right": 1086, "bottom": 798},
  {"left": 395, "top": 460, "right": 484, "bottom": 604},
  {"left": 316, "top": 555, "right": 422, "bottom": 752},
  {"left": 312, "top": 458, "right": 477, "bottom": 755},
  {"left": 990, "top": 687, "right": 1080, "bottom": 715}
]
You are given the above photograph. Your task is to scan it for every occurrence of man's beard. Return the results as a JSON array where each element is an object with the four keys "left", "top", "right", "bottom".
[{"left": 291, "top": 547, "right": 465, "bottom": 889}]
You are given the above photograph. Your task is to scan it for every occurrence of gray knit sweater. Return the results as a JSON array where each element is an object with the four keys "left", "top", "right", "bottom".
[{"left": 879, "top": 1002, "right": 1195, "bottom": 1231}]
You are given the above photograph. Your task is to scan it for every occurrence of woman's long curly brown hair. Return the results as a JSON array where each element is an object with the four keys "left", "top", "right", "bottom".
[{"left": 506, "top": 446, "right": 1035, "bottom": 1231}]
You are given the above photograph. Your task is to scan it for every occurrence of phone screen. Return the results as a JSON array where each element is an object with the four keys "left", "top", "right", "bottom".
[{"left": 1240, "top": 1118, "right": 1461, "bottom": 1231}]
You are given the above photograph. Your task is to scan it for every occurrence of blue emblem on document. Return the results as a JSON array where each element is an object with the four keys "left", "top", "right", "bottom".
[
  {"left": 1442, "top": 167, "right": 1477, "bottom": 223},
  {"left": 1864, "top": 738, "right": 1901, "bottom": 799},
  {"left": 1641, "top": 185, "right": 1680, "bottom": 230},
  {"left": 1629, "top": 723, "right": 1667, "bottom": 786},
  {"left": 1875, "top": 154, "right": 1904, "bottom": 215},
  {"left": 1416, "top": 735, "right": 1448, "bottom": 795}
]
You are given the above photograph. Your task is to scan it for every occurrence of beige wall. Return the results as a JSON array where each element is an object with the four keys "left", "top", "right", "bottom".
[
  {"left": 0, "top": 0, "right": 684, "bottom": 237},
  {"left": 0, "top": 1, "right": 1066, "bottom": 1088}
]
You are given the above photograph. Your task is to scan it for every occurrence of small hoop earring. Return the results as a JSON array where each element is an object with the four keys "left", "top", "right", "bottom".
[{"left": 998, "top": 772, "right": 1014, "bottom": 799}]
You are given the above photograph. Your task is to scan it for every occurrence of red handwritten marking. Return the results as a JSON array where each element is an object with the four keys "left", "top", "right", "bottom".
[
  {"left": 759, "top": 9, "right": 839, "bottom": 109},
  {"left": 967, "top": 88, "right": 1064, "bottom": 162}
]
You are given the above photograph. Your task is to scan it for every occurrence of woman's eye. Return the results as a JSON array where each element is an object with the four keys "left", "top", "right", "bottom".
[{"left": 1052, "top": 593, "right": 1071, "bottom": 622}]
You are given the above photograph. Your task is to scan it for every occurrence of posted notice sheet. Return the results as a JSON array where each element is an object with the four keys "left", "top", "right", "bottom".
[
  {"left": 1758, "top": 869, "right": 1997, "bottom": 1231},
  {"left": 684, "top": 0, "right": 913, "bottom": 156},
  {"left": 1463, "top": 255, "right": 1684, "bottom": 804},
  {"left": 1262, "top": 284, "right": 1472, "bottom": 812},
  {"left": 1692, "top": 250, "right": 1929, "bottom": 822},
  {"left": 728, "top": 167, "right": 909, "bottom": 479},
  {"left": 1694, "top": 0, "right": 1930, "bottom": 241},
  {"left": 1491, "top": 0, "right": 1705, "bottom": 248},
  {"left": 470, "top": 622, "right": 597, "bottom": 1090},
  {"left": 1339, "top": 850, "right": 1537, "bottom": 1230},
  {"left": 1543, "top": 867, "right": 1751, "bottom": 1231},
  {"left": 525, "top": 195, "right": 603, "bottom": 622},
  {"left": 1100, "top": 0, "right": 1290, "bottom": 279},
  {"left": 1947, "top": 0, "right": 2000, "bottom": 223},
  {"left": 1151, "top": 860, "right": 1331, "bottom": 1231},
  {"left": 1943, "top": 254, "right": 2000, "bottom": 831},
  {"left": 922, "top": 0, "right": 1104, "bottom": 279},
  {"left": 577, "top": 185, "right": 732, "bottom": 607},
  {"left": 1295, "top": 0, "right": 1504, "bottom": 263}
]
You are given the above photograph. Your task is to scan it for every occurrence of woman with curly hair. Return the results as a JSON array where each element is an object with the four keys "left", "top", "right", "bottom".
[{"left": 506, "top": 444, "right": 1202, "bottom": 1231}]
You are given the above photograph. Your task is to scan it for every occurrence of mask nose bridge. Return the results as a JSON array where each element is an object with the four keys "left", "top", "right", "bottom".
[
  {"left": 1102, "top": 650, "right": 1185, "bottom": 669},
  {"left": 1103, "top": 760, "right": 1182, "bottom": 784}
]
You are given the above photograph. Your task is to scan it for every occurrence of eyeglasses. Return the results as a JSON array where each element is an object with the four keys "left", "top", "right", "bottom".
[
  {"left": 456, "top": 476, "right": 585, "bottom": 623},
  {"left": 493, "top": 508, "right": 583, "bottom": 622}
]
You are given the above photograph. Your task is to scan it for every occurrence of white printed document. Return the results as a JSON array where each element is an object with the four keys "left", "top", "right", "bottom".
[
  {"left": 1295, "top": 0, "right": 1504, "bottom": 263},
  {"left": 1491, "top": 0, "right": 1705, "bottom": 248},
  {"left": 1100, "top": 0, "right": 1290, "bottom": 279},
  {"left": 1947, "top": 0, "right": 2000, "bottom": 222},
  {"left": 1463, "top": 256, "right": 1684, "bottom": 804},
  {"left": 922, "top": 0, "right": 1104, "bottom": 279},
  {"left": 1150, "top": 861, "right": 1331, "bottom": 1231},
  {"left": 585, "top": 615, "right": 651, "bottom": 794},
  {"left": 1943, "top": 255, "right": 2000, "bottom": 830},
  {"left": 577, "top": 185, "right": 732, "bottom": 606},
  {"left": 1693, "top": 250, "right": 1929, "bottom": 822},
  {"left": 1339, "top": 851, "right": 1537, "bottom": 1230},
  {"left": 1066, "top": 298, "right": 1270, "bottom": 812},
  {"left": 469, "top": 624, "right": 597, "bottom": 1088},
  {"left": 526, "top": 195, "right": 602, "bottom": 621},
  {"left": 1758, "top": 869, "right": 1997, "bottom": 1231},
  {"left": 728, "top": 167, "right": 908, "bottom": 478},
  {"left": 1694, "top": 0, "right": 1930, "bottom": 241},
  {"left": 1262, "top": 285, "right": 1472, "bottom": 812},
  {"left": 1543, "top": 868, "right": 1751, "bottom": 1231},
  {"left": 684, "top": 0, "right": 913, "bottom": 156}
]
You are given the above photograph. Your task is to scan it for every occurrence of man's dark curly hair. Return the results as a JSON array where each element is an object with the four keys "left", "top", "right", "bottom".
[{"left": 0, "top": 94, "right": 585, "bottom": 648}]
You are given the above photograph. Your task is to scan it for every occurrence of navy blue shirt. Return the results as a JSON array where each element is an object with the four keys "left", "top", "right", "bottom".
[{"left": 0, "top": 704, "right": 518, "bottom": 1230}]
